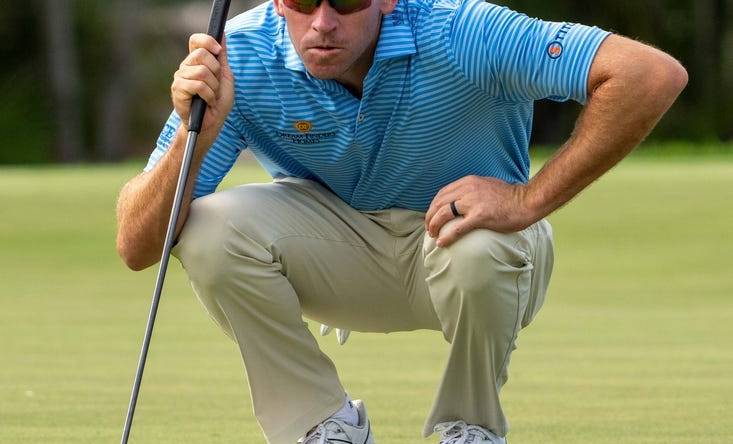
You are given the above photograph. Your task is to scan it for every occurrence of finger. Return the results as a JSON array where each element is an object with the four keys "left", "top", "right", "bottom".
[
  {"left": 175, "top": 78, "right": 217, "bottom": 106},
  {"left": 171, "top": 77, "right": 193, "bottom": 109},
  {"left": 182, "top": 48, "right": 221, "bottom": 77},
  {"left": 177, "top": 64, "right": 220, "bottom": 97},
  {"left": 425, "top": 177, "right": 478, "bottom": 227},
  {"left": 437, "top": 216, "right": 481, "bottom": 248},
  {"left": 428, "top": 201, "right": 464, "bottom": 238},
  {"left": 171, "top": 94, "right": 190, "bottom": 124},
  {"left": 425, "top": 189, "right": 463, "bottom": 232},
  {"left": 172, "top": 72, "right": 217, "bottom": 103},
  {"left": 189, "top": 33, "right": 222, "bottom": 56},
  {"left": 425, "top": 184, "right": 454, "bottom": 229}
]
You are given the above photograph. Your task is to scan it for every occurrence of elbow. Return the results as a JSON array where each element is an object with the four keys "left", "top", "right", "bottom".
[
  {"left": 123, "top": 257, "right": 151, "bottom": 273},
  {"left": 647, "top": 55, "right": 688, "bottom": 102},
  {"left": 664, "top": 59, "right": 688, "bottom": 96},
  {"left": 116, "top": 235, "right": 154, "bottom": 271}
]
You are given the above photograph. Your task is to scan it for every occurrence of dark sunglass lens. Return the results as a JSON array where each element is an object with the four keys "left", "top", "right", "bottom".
[
  {"left": 283, "top": 0, "right": 319, "bottom": 13},
  {"left": 330, "top": 0, "right": 371, "bottom": 14}
]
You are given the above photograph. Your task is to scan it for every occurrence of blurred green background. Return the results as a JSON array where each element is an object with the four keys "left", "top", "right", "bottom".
[
  {"left": 1, "top": 1, "right": 732, "bottom": 443},
  {"left": 0, "top": 0, "right": 731, "bottom": 163}
]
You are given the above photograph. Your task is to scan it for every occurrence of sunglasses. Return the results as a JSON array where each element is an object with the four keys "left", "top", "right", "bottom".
[{"left": 282, "top": 0, "right": 372, "bottom": 15}]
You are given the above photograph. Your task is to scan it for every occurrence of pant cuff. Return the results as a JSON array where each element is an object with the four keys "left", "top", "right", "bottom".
[{"left": 264, "top": 393, "right": 344, "bottom": 444}]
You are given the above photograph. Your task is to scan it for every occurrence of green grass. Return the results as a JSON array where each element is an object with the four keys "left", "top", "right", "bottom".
[{"left": 1, "top": 154, "right": 732, "bottom": 443}]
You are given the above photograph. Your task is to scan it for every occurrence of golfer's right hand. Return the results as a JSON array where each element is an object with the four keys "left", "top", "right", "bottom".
[{"left": 172, "top": 33, "right": 234, "bottom": 137}]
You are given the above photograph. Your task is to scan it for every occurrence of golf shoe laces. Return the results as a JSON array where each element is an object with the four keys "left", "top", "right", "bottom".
[{"left": 435, "top": 420, "right": 504, "bottom": 444}]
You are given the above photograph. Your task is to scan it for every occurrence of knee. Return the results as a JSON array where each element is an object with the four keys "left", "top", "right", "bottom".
[
  {"left": 425, "top": 225, "right": 533, "bottom": 312},
  {"left": 173, "top": 186, "right": 275, "bottom": 287},
  {"left": 449, "top": 229, "right": 530, "bottom": 281},
  {"left": 173, "top": 194, "right": 231, "bottom": 285}
]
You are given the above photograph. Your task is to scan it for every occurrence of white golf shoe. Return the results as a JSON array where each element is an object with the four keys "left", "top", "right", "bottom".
[
  {"left": 434, "top": 421, "right": 506, "bottom": 444},
  {"left": 298, "top": 400, "right": 374, "bottom": 444}
]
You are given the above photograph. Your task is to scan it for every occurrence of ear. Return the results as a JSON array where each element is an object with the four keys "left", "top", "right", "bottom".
[
  {"left": 379, "top": 0, "right": 398, "bottom": 15},
  {"left": 273, "top": 0, "right": 285, "bottom": 17}
]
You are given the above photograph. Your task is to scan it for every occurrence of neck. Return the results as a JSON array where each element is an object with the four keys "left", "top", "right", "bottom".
[{"left": 335, "top": 24, "right": 381, "bottom": 98}]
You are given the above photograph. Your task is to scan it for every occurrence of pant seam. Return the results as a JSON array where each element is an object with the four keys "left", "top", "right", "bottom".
[{"left": 495, "top": 261, "right": 525, "bottom": 391}]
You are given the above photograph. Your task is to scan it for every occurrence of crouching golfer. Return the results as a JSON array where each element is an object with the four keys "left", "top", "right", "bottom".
[{"left": 116, "top": 0, "right": 686, "bottom": 441}]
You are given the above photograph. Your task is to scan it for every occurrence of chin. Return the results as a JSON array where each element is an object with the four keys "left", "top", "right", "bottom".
[{"left": 304, "top": 63, "right": 344, "bottom": 80}]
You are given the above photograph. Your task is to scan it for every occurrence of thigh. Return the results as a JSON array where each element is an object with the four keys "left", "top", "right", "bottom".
[
  {"left": 183, "top": 177, "right": 430, "bottom": 333},
  {"left": 413, "top": 218, "right": 554, "bottom": 335}
]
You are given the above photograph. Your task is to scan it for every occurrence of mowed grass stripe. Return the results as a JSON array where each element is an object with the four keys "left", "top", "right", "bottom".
[{"left": 0, "top": 156, "right": 731, "bottom": 443}]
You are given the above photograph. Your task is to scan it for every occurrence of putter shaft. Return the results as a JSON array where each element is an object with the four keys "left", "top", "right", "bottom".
[
  {"left": 120, "top": 131, "right": 199, "bottom": 444},
  {"left": 120, "top": 2, "right": 231, "bottom": 441}
]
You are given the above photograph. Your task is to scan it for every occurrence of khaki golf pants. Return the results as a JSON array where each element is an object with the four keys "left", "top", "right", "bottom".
[{"left": 172, "top": 177, "right": 554, "bottom": 444}]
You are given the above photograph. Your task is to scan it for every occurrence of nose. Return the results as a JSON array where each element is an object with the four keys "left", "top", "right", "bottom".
[{"left": 311, "top": 0, "right": 338, "bottom": 34}]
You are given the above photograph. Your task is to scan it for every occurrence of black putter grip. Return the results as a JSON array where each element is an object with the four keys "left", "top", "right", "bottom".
[{"left": 188, "top": 0, "right": 232, "bottom": 134}]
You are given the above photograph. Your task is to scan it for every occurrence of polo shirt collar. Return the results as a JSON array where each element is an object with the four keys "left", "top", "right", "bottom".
[
  {"left": 373, "top": 0, "right": 416, "bottom": 61},
  {"left": 278, "top": 0, "right": 416, "bottom": 73},
  {"left": 282, "top": 28, "right": 306, "bottom": 72}
]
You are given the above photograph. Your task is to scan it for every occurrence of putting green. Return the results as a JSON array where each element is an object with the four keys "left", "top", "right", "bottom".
[{"left": 0, "top": 153, "right": 731, "bottom": 443}]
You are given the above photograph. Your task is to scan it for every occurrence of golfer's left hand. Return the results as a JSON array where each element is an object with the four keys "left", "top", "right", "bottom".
[{"left": 425, "top": 175, "right": 533, "bottom": 247}]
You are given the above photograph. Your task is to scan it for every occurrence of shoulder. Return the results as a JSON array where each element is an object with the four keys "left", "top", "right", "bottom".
[
  {"left": 226, "top": 2, "right": 281, "bottom": 35},
  {"left": 407, "top": 0, "right": 506, "bottom": 18},
  {"left": 419, "top": 0, "right": 541, "bottom": 54},
  {"left": 224, "top": 2, "right": 283, "bottom": 59},
  {"left": 408, "top": 0, "right": 509, "bottom": 42}
]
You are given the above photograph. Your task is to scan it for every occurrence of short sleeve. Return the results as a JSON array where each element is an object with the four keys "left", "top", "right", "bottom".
[
  {"left": 144, "top": 109, "right": 247, "bottom": 199},
  {"left": 447, "top": 0, "right": 610, "bottom": 104}
]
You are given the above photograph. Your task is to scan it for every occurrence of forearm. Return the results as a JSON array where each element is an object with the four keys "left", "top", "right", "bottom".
[
  {"left": 524, "top": 37, "right": 688, "bottom": 222},
  {"left": 116, "top": 126, "right": 212, "bottom": 270},
  {"left": 116, "top": 34, "right": 234, "bottom": 270},
  {"left": 425, "top": 37, "right": 688, "bottom": 247}
]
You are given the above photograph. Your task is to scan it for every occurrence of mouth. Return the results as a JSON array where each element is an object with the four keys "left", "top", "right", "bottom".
[
  {"left": 307, "top": 40, "right": 342, "bottom": 49},
  {"left": 308, "top": 46, "right": 342, "bottom": 57}
]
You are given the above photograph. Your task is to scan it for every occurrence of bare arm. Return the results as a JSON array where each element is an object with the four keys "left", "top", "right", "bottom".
[
  {"left": 425, "top": 35, "right": 688, "bottom": 246},
  {"left": 116, "top": 34, "right": 234, "bottom": 270},
  {"left": 522, "top": 35, "right": 688, "bottom": 222}
]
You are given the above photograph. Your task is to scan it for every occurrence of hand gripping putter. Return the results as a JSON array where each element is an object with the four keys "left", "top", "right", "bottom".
[{"left": 119, "top": 1, "right": 231, "bottom": 442}]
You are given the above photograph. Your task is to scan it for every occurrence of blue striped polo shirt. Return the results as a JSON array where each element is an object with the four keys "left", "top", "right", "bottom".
[{"left": 146, "top": 0, "right": 610, "bottom": 211}]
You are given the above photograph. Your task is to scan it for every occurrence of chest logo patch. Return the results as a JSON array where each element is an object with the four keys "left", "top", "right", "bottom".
[
  {"left": 276, "top": 129, "right": 337, "bottom": 144},
  {"left": 294, "top": 120, "right": 312, "bottom": 133}
]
